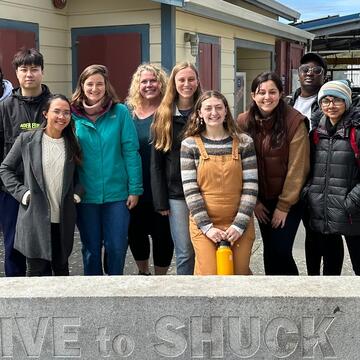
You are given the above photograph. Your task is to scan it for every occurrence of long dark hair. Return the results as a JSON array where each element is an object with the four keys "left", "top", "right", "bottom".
[
  {"left": 43, "top": 94, "right": 82, "bottom": 165},
  {"left": 246, "top": 71, "right": 287, "bottom": 146}
]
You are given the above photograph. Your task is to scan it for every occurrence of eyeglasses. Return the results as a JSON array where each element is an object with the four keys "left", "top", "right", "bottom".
[
  {"left": 51, "top": 110, "right": 71, "bottom": 118},
  {"left": 320, "top": 97, "right": 345, "bottom": 107},
  {"left": 298, "top": 64, "right": 324, "bottom": 76}
]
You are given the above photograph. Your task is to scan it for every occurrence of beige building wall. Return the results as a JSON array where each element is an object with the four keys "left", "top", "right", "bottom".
[
  {"left": 176, "top": 10, "right": 275, "bottom": 110},
  {"left": 237, "top": 48, "right": 273, "bottom": 107},
  {"left": 68, "top": 0, "right": 162, "bottom": 65},
  {"left": 2, "top": 0, "right": 280, "bottom": 102},
  {"left": 0, "top": 0, "right": 70, "bottom": 94},
  {"left": 0, "top": 0, "right": 162, "bottom": 96}
]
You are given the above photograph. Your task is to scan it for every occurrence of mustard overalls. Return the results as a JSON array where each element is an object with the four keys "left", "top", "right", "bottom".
[{"left": 190, "top": 136, "right": 255, "bottom": 275}]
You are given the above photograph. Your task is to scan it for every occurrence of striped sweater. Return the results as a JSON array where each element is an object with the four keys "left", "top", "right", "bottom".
[{"left": 181, "top": 134, "right": 258, "bottom": 235}]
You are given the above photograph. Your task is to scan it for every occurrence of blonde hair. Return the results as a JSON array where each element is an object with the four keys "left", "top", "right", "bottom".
[
  {"left": 126, "top": 63, "right": 168, "bottom": 115},
  {"left": 151, "top": 62, "right": 201, "bottom": 152},
  {"left": 71, "top": 64, "right": 119, "bottom": 109},
  {"left": 183, "top": 90, "right": 241, "bottom": 140}
]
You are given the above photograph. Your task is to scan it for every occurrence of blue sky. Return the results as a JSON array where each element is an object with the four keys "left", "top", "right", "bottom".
[{"left": 279, "top": 0, "right": 360, "bottom": 21}]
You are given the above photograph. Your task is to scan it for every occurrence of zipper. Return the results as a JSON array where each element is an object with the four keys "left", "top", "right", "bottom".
[{"left": 323, "top": 137, "right": 333, "bottom": 232}]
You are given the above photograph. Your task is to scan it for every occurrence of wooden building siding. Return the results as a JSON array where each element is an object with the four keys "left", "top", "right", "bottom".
[
  {"left": 1, "top": 0, "right": 162, "bottom": 96},
  {"left": 176, "top": 9, "right": 275, "bottom": 110},
  {"left": 0, "top": 0, "right": 70, "bottom": 94}
]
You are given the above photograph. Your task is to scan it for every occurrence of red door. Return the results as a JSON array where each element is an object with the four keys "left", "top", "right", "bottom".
[
  {"left": 275, "top": 40, "right": 304, "bottom": 95},
  {"left": 198, "top": 42, "right": 220, "bottom": 91},
  {"left": 76, "top": 33, "right": 141, "bottom": 101},
  {"left": 0, "top": 28, "right": 36, "bottom": 87}
]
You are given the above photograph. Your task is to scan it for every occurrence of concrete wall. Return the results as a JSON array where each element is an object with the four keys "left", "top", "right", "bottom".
[
  {"left": 176, "top": 10, "right": 275, "bottom": 110},
  {"left": 0, "top": 276, "right": 359, "bottom": 359}
]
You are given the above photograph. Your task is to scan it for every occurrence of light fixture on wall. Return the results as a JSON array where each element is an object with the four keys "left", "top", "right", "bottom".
[
  {"left": 184, "top": 32, "right": 199, "bottom": 57},
  {"left": 53, "top": 0, "right": 67, "bottom": 9}
]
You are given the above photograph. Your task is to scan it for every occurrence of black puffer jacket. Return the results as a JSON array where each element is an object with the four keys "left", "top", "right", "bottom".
[{"left": 303, "top": 107, "right": 360, "bottom": 235}]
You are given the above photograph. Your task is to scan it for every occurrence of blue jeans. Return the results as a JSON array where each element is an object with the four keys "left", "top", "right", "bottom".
[
  {"left": 168, "top": 199, "right": 194, "bottom": 275},
  {"left": 0, "top": 191, "right": 26, "bottom": 276},
  {"left": 77, "top": 201, "right": 130, "bottom": 275}
]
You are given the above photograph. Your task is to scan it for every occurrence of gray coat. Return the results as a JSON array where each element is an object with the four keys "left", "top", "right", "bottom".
[{"left": 0, "top": 129, "right": 81, "bottom": 262}]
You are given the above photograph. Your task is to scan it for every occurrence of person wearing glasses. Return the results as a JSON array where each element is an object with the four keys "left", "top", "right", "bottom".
[
  {"left": 302, "top": 80, "right": 360, "bottom": 275},
  {"left": 0, "top": 95, "right": 82, "bottom": 276},
  {"left": 71, "top": 64, "right": 142, "bottom": 276},
  {"left": 287, "top": 52, "right": 327, "bottom": 130},
  {"left": 237, "top": 72, "right": 310, "bottom": 275},
  {"left": 287, "top": 53, "right": 334, "bottom": 275}
]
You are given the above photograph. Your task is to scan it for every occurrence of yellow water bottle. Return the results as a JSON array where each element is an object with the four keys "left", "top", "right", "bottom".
[{"left": 216, "top": 240, "right": 234, "bottom": 275}]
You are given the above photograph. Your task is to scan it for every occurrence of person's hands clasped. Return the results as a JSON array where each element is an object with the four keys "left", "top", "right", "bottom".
[
  {"left": 254, "top": 201, "right": 270, "bottom": 224},
  {"left": 158, "top": 210, "right": 170, "bottom": 216},
  {"left": 206, "top": 227, "right": 227, "bottom": 244},
  {"left": 225, "top": 227, "right": 241, "bottom": 246},
  {"left": 271, "top": 208, "right": 288, "bottom": 228},
  {"left": 126, "top": 195, "right": 139, "bottom": 210}
]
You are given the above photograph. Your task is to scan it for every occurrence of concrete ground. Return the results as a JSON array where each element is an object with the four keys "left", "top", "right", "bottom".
[{"left": 0, "top": 221, "right": 355, "bottom": 276}]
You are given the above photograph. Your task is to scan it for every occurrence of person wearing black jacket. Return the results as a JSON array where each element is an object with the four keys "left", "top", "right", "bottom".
[
  {"left": 303, "top": 80, "right": 360, "bottom": 275},
  {"left": 151, "top": 62, "right": 201, "bottom": 275},
  {"left": 287, "top": 52, "right": 326, "bottom": 130},
  {"left": 0, "top": 48, "right": 51, "bottom": 276},
  {"left": 287, "top": 52, "right": 333, "bottom": 275}
]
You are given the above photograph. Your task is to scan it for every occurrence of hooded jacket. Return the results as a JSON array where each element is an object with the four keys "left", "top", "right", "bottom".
[
  {"left": 0, "top": 85, "right": 52, "bottom": 162},
  {"left": 303, "top": 107, "right": 360, "bottom": 235},
  {"left": 0, "top": 79, "right": 13, "bottom": 102},
  {"left": 0, "top": 84, "right": 51, "bottom": 190}
]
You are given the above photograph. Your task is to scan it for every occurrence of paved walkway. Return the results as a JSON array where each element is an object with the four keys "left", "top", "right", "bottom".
[{"left": 0, "top": 222, "right": 355, "bottom": 276}]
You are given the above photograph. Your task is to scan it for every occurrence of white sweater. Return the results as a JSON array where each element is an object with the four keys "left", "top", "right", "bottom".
[{"left": 42, "top": 133, "right": 65, "bottom": 223}]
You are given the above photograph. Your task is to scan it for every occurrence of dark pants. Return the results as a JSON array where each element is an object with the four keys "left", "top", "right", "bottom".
[
  {"left": 259, "top": 199, "right": 302, "bottom": 275},
  {"left": 26, "top": 223, "right": 69, "bottom": 277},
  {"left": 303, "top": 211, "right": 344, "bottom": 275},
  {"left": 306, "top": 229, "right": 360, "bottom": 275},
  {"left": 0, "top": 191, "right": 26, "bottom": 276},
  {"left": 128, "top": 202, "right": 174, "bottom": 267}
]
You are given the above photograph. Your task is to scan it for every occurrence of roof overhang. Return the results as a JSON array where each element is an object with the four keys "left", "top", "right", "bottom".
[
  {"left": 303, "top": 22, "right": 360, "bottom": 37},
  {"left": 242, "top": 0, "right": 300, "bottom": 22},
  {"left": 293, "top": 14, "right": 360, "bottom": 52},
  {"left": 182, "top": 0, "right": 314, "bottom": 43},
  {"left": 151, "top": 0, "right": 184, "bottom": 5}
]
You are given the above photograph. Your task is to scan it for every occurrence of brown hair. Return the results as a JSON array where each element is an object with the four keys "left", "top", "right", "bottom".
[
  {"left": 71, "top": 64, "right": 119, "bottom": 109},
  {"left": 151, "top": 62, "right": 201, "bottom": 152},
  {"left": 183, "top": 90, "right": 241, "bottom": 140}
]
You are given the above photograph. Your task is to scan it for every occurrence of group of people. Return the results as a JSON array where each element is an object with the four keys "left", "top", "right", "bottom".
[{"left": 0, "top": 48, "right": 359, "bottom": 277}]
